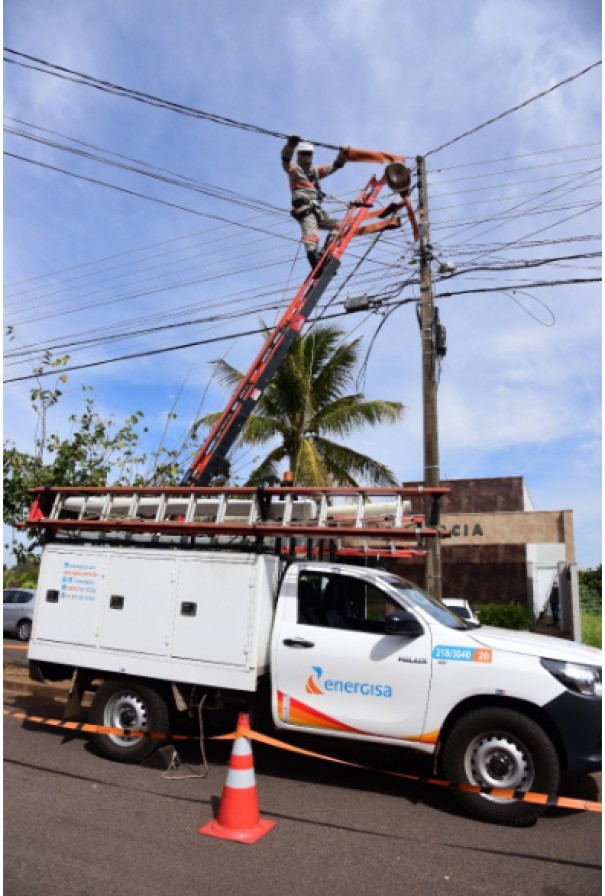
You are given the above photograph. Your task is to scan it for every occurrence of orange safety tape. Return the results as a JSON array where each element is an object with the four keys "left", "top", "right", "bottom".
[
  {"left": 355, "top": 217, "right": 402, "bottom": 238},
  {"left": 347, "top": 148, "right": 406, "bottom": 164},
  {"left": 2, "top": 707, "right": 234, "bottom": 743},
  {"left": 362, "top": 197, "right": 419, "bottom": 242},
  {"left": 233, "top": 720, "right": 601, "bottom": 813},
  {"left": 402, "top": 193, "right": 420, "bottom": 241},
  {"left": 363, "top": 200, "right": 404, "bottom": 221},
  {"left": 3, "top": 708, "right": 600, "bottom": 813}
]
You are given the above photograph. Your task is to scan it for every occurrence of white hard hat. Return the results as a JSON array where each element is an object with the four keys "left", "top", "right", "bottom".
[{"left": 297, "top": 141, "right": 315, "bottom": 153}]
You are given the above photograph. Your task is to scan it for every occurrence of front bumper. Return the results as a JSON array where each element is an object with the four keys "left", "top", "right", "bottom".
[{"left": 543, "top": 690, "right": 602, "bottom": 773}]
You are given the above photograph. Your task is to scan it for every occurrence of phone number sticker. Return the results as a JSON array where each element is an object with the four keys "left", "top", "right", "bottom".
[{"left": 433, "top": 646, "right": 492, "bottom": 663}]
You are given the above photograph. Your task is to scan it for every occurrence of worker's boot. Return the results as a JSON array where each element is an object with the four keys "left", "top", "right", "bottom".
[{"left": 307, "top": 248, "right": 321, "bottom": 270}]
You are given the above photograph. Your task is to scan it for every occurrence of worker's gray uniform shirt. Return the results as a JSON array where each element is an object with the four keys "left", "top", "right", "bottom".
[{"left": 281, "top": 143, "right": 343, "bottom": 251}]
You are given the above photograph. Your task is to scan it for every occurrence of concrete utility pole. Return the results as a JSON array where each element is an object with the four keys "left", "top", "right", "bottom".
[{"left": 416, "top": 155, "right": 442, "bottom": 600}]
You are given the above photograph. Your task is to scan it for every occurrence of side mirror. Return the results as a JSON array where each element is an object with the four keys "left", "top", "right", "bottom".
[{"left": 385, "top": 610, "right": 424, "bottom": 638}]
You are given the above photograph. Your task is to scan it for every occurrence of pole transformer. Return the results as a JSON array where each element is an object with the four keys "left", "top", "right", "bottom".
[{"left": 416, "top": 155, "right": 442, "bottom": 600}]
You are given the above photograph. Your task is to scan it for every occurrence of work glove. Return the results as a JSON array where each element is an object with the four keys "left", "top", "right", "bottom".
[
  {"left": 336, "top": 145, "right": 350, "bottom": 165},
  {"left": 287, "top": 135, "right": 301, "bottom": 148}
]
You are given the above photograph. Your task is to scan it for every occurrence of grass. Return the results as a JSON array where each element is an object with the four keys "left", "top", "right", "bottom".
[{"left": 581, "top": 611, "right": 602, "bottom": 649}]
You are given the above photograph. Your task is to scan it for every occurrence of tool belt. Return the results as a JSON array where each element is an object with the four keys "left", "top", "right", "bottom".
[{"left": 290, "top": 197, "right": 324, "bottom": 222}]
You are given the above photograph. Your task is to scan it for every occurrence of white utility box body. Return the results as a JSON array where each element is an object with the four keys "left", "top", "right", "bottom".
[{"left": 31, "top": 543, "right": 278, "bottom": 692}]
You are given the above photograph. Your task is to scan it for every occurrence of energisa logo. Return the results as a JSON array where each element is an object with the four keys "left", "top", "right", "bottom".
[{"left": 305, "top": 666, "right": 393, "bottom": 698}]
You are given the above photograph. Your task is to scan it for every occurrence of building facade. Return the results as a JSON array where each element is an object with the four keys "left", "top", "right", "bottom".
[{"left": 388, "top": 476, "right": 577, "bottom": 632}]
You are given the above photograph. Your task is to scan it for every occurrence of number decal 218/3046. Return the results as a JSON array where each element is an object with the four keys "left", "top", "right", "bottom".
[{"left": 432, "top": 646, "right": 493, "bottom": 663}]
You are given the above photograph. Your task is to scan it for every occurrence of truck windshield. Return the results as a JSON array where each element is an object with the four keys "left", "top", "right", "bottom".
[{"left": 377, "top": 573, "right": 470, "bottom": 630}]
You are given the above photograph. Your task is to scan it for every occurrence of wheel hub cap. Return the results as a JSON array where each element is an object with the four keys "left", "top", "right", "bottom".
[
  {"left": 464, "top": 734, "right": 534, "bottom": 803},
  {"left": 104, "top": 692, "right": 149, "bottom": 747}
]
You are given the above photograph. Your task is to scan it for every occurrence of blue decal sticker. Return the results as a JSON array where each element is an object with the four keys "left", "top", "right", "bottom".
[{"left": 433, "top": 646, "right": 493, "bottom": 663}]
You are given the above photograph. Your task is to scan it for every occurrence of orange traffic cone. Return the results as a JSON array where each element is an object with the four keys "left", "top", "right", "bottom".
[{"left": 199, "top": 714, "right": 276, "bottom": 843}]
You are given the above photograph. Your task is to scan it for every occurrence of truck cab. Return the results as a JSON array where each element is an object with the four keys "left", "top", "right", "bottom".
[{"left": 271, "top": 562, "right": 602, "bottom": 824}]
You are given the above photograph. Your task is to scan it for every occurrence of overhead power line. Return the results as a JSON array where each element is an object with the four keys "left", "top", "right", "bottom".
[
  {"left": 3, "top": 217, "right": 281, "bottom": 289},
  {"left": 429, "top": 156, "right": 602, "bottom": 187},
  {"left": 4, "top": 121, "right": 286, "bottom": 216},
  {"left": 4, "top": 150, "right": 297, "bottom": 241},
  {"left": 7, "top": 251, "right": 598, "bottom": 362},
  {"left": 427, "top": 140, "right": 601, "bottom": 173},
  {"left": 434, "top": 277, "right": 601, "bottom": 300},
  {"left": 426, "top": 60, "right": 602, "bottom": 157},
  {"left": 3, "top": 47, "right": 341, "bottom": 150},
  {"left": 5, "top": 276, "right": 600, "bottom": 384}
]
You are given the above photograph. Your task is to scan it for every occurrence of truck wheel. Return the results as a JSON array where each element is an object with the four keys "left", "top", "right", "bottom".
[
  {"left": 89, "top": 680, "right": 171, "bottom": 764},
  {"left": 442, "top": 707, "right": 560, "bottom": 826}
]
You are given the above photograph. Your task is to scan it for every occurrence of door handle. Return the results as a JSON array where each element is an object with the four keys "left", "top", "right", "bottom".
[{"left": 283, "top": 638, "right": 315, "bottom": 649}]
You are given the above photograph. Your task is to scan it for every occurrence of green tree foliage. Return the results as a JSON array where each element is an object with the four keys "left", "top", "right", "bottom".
[
  {"left": 3, "top": 555, "right": 40, "bottom": 589},
  {"left": 197, "top": 324, "right": 405, "bottom": 486},
  {"left": 3, "top": 353, "right": 189, "bottom": 563}
]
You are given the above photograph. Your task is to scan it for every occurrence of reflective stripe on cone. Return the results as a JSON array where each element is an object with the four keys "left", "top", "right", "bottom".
[{"left": 199, "top": 713, "right": 276, "bottom": 844}]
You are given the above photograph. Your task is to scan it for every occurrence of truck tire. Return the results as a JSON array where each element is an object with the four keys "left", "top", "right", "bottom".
[
  {"left": 89, "top": 680, "right": 171, "bottom": 764},
  {"left": 442, "top": 707, "right": 560, "bottom": 826}
]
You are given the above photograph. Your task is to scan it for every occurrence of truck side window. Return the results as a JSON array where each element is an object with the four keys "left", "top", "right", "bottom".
[
  {"left": 348, "top": 580, "right": 400, "bottom": 635},
  {"left": 298, "top": 573, "right": 399, "bottom": 634}
]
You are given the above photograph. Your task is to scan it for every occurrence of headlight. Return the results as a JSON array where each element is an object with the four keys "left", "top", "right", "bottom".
[{"left": 541, "top": 658, "right": 602, "bottom": 697}]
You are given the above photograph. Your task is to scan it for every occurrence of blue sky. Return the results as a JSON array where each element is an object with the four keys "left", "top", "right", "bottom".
[{"left": 3, "top": 0, "right": 602, "bottom": 568}]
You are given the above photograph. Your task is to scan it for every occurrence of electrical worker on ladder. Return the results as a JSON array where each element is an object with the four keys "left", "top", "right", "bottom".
[{"left": 282, "top": 136, "right": 349, "bottom": 269}]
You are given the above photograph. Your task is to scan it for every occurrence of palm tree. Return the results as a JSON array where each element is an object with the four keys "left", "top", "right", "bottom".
[{"left": 197, "top": 323, "right": 405, "bottom": 486}]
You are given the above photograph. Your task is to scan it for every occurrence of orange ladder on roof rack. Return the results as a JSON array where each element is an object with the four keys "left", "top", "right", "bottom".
[{"left": 20, "top": 485, "right": 449, "bottom": 560}]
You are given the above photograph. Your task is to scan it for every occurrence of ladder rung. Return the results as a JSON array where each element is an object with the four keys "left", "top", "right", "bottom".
[
  {"left": 127, "top": 493, "right": 141, "bottom": 520},
  {"left": 248, "top": 496, "right": 258, "bottom": 525},
  {"left": 215, "top": 494, "right": 227, "bottom": 524},
  {"left": 355, "top": 494, "right": 365, "bottom": 528},
  {"left": 184, "top": 493, "right": 196, "bottom": 524},
  {"left": 154, "top": 494, "right": 167, "bottom": 523},
  {"left": 77, "top": 496, "right": 89, "bottom": 521},
  {"left": 100, "top": 494, "right": 113, "bottom": 521},
  {"left": 395, "top": 495, "right": 403, "bottom": 528},
  {"left": 49, "top": 492, "right": 64, "bottom": 520},
  {"left": 283, "top": 494, "right": 294, "bottom": 526},
  {"left": 318, "top": 495, "right": 328, "bottom": 527}
]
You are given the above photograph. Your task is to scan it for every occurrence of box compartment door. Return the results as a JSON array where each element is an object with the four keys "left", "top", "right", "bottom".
[
  {"left": 99, "top": 554, "right": 175, "bottom": 656},
  {"left": 35, "top": 552, "right": 105, "bottom": 647},
  {"left": 170, "top": 557, "right": 256, "bottom": 667}
]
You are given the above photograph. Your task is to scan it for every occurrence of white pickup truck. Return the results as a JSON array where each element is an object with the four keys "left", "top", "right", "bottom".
[{"left": 29, "top": 541, "right": 601, "bottom": 826}]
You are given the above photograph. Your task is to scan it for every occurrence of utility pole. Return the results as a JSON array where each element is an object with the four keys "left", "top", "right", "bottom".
[{"left": 416, "top": 155, "right": 442, "bottom": 600}]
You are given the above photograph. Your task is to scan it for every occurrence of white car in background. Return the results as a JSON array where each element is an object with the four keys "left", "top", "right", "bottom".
[
  {"left": 442, "top": 598, "right": 480, "bottom": 626},
  {"left": 3, "top": 587, "right": 37, "bottom": 641}
]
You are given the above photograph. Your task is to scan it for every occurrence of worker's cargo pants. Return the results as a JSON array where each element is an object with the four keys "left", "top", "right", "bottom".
[{"left": 298, "top": 204, "right": 339, "bottom": 257}]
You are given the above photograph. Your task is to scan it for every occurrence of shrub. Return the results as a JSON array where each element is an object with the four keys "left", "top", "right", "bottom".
[
  {"left": 579, "top": 584, "right": 602, "bottom": 616},
  {"left": 578, "top": 565, "right": 602, "bottom": 595},
  {"left": 476, "top": 602, "right": 532, "bottom": 630}
]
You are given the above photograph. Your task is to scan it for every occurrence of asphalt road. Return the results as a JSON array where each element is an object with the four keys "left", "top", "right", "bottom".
[
  {"left": 3, "top": 688, "right": 601, "bottom": 896},
  {"left": 4, "top": 637, "right": 29, "bottom": 666}
]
